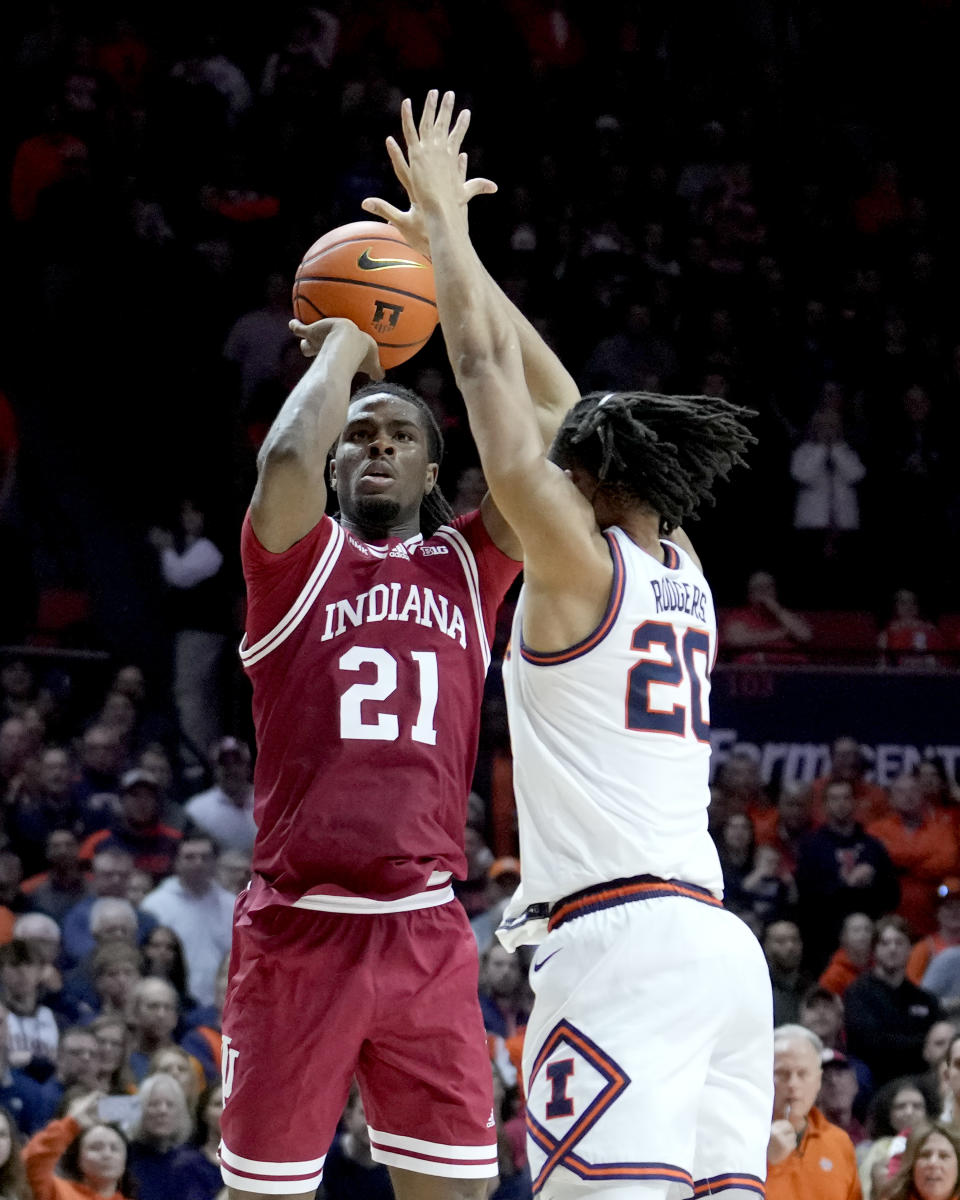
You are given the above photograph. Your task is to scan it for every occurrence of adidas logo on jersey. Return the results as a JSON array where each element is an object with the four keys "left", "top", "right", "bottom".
[{"left": 388, "top": 543, "right": 410, "bottom": 560}]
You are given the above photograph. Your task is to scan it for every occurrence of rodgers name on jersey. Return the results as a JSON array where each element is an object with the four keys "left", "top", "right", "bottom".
[{"left": 651, "top": 576, "right": 709, "bottom": 623}]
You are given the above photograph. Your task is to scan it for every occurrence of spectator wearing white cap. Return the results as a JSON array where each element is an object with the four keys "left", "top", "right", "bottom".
[
  {"left": 184, "top": 738, "right": 256, "bottom": 854},
  {"left": 77, "top": 770, "right": 182, "bottom": 882}
]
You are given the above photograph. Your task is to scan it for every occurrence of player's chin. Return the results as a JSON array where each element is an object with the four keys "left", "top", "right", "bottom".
[{"left": 354, "top": 495, "right": 403, "bottom": 525}]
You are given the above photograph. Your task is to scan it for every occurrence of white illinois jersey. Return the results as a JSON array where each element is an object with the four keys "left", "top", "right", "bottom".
[{"left": 499, "top": 529, "right": 723, "bottom": 948}]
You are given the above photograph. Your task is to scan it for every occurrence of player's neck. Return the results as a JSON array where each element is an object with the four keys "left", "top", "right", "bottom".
[
  {"left": 594, "top": 497, "right": 664, "bottom": 562},
  {"left": 612, "top": 513, "right": 666, "bottom": 564},
  {"left": 341, "top": 513, "right": 421, "bottom": 543}
]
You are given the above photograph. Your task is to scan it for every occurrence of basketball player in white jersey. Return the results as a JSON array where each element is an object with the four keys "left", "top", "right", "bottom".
[{"left": 392, "top": 91, "right": 775, "bottom": 1199}]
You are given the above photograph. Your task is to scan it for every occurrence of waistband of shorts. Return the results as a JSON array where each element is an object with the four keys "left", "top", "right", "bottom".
[
  {"left": 547, "top": 873, "right": 723, "bottom": 932},
  {"left": 292, "top": 871, "right": 454, "bottom": 915}
]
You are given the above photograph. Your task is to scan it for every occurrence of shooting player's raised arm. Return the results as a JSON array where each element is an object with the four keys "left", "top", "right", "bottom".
[{"left": 250, "top": 318, "right": 382, "bottom": 552}]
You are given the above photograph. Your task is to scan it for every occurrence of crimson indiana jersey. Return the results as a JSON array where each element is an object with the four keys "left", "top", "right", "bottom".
[{"left": 239, "top": 509, "right": 519, "bottom": 911}]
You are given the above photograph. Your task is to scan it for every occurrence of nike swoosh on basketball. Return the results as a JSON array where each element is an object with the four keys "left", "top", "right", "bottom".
[
  {"left": 533, "top": 949, "right": 562, "bottom": 973},
  {"left": 357, "top": 248, "right": 426, "bottom": 271}
]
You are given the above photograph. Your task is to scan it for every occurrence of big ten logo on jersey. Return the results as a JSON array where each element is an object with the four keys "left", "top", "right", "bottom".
[
  {"left": 221, "top": 1035, "right": 240, "bottom": 1100},
  {"left": 626, "top": 620, "right": 711, "bottom": 743}
]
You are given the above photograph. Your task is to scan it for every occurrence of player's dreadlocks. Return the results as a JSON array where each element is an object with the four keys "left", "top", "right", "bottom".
[
  {"left": 349, "top": 380, "right": 455, "bottom": 538},
  {"left": 551, "top": 391, "right": 757, "bottom": 534}
]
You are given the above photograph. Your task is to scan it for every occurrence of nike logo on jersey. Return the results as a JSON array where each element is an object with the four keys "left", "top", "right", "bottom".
[
  {"left": 533, "top": 949, "right": 562, "bottom": 973},
  {"left": 357, "top": 248, "right": 426, "bottom": 271}
]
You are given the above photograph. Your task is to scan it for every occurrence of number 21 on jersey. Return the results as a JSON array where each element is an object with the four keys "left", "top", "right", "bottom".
[
  {"left": 339, "top": 647, "right": 438, "bottom": 744},
  {"left": 626, "top": 620, "right": 711, "bottom": 743}
]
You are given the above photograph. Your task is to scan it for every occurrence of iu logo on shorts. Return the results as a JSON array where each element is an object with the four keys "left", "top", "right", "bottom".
[{"left": 221, "top": 1035, "right": 240, "bottom": 1100}]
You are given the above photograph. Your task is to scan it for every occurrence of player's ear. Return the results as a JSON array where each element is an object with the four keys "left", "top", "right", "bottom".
[
  {"left": 328, "top": 460, "right": 338, "bottom": 491},
  {"left": 424, "top": 462, "right": 439, "bottom": 495}
]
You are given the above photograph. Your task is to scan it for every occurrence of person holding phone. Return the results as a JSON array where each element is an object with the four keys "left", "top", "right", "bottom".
[{"left": 22, "top": 1090, "right": 135, "bottom": 1200}]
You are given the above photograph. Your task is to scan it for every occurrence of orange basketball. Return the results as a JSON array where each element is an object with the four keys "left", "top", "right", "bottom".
[{"left": 292, "top": 221, "right": 438, "bottom": 369}]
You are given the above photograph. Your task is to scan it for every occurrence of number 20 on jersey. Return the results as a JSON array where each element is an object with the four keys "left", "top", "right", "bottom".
[{"left": 626, "top": 620, "right": 711, "bottom": 743}]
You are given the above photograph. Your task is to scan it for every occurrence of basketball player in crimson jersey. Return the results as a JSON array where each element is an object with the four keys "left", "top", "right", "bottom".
[
  {"left": 405, "top": 92, "right": 774, "bottom": 1200},
  {"left": 219, "top": 140, "right": 578, "bottom": 1200}
]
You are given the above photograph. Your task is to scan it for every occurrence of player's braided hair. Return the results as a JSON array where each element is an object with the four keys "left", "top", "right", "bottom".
[
  {"left": 551, "top": 390, "right": 757, "bottom": 534},
  {"left": 349, "top": 380, "right": 455, "bottom": 538}
]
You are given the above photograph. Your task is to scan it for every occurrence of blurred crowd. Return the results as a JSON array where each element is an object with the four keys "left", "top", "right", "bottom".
[{"left": 1, "top": 647, "right": 960, "bottom": 1197}]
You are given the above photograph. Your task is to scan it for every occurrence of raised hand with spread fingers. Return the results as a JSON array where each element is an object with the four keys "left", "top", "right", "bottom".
[{"left": 362, "top": 91, "right": 496, "bottom": 257}]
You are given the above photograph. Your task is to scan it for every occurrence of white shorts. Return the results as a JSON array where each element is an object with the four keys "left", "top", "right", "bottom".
[{"left": 522, "top": 878, "right": 773, "bottom": 1199}]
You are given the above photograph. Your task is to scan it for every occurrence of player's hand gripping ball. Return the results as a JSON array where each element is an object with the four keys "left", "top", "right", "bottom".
[{"left": 292, "top": 220, "right": 438, "bottom": 369}]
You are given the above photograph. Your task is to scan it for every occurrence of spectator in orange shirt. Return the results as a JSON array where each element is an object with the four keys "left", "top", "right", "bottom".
[
  {"left": 907, "top": 881, "right": 960, "bottom": 986},
  {"left": 754, "top": 784, "right": 816, "bottom": 872},
  {"left": 917, "top": 759, "right": 960, "bottom": 820},
  {"left": 811, "top": 737, "right": 890, "bottom": 826},
  {"left": 868, "top": 775, "right": 960, "bottom": 937},
  {"left": 821, "top": 913, "right": 875, "bottom": 996},
  {"left": 766, "top": 1024, "right": 863, "bottom": 1199}
]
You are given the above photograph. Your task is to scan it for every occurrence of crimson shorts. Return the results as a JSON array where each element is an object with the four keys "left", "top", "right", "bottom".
[{"left": 219, "top": 892, "right": 498, "bottom": 1194}]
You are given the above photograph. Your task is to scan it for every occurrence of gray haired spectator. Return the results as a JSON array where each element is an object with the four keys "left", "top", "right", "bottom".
[
  {"left": 12, "top": 913, "right": 60, "bottom": 960},
  {"left": 12, "top": 912, "right": 62, "bottom": 996},
  {"left": 127, "top": 1071, "right": 215, "bottom": 1200},
  {"left": 59, "top": 899, "right": 140, "bottom": 1023},
  {"left": 130, "top": 1071, "right": 194, "bottom": 1146},
  {"left": 767, "top": 1024, "right": 862, "bottom": 1197},
  {"left": 62, "top": 847, "right": 157, "bottom": 967},
  {"left": 89, "top": 897, "right": 138, "bottom": 943}
]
